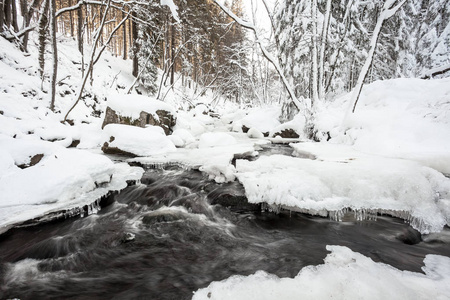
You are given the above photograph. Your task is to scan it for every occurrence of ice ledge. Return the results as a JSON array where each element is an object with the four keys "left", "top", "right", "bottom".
[
  {"left": 263, "top": 204, "right": 441, "bottom": 234},
  {"left": 0, "top": 163, "right": 144, "bottom": 235}
]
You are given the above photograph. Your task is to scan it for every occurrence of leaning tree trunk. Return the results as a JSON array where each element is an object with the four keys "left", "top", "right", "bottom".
[{"left": 49, "top": 0, "right": 57, "bottom": 111}]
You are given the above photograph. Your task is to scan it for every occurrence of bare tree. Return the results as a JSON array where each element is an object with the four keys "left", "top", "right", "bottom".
[{"left": 64, "top": 0, "right": 112, "bottom": 122}]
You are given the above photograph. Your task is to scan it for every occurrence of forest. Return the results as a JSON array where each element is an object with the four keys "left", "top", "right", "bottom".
[
  {"left": 1, "top": 0, "right": 450, "bottom": 299},
  {"left": 1, "top": 0, "right": 448, "bottom": 125}
]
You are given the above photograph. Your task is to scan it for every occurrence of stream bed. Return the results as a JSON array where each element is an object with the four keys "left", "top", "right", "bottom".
[{"left": 1, "top": 166, "right": 450, "bottom": 300}]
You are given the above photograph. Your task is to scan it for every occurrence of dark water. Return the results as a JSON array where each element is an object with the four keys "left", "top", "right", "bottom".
[{"left": 1, "top": 167, "right": 450, "bottom": 300}]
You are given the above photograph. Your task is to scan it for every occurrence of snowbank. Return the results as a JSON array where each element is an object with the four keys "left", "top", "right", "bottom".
[
  {"left": 193, "top": 245, "right": 450, "bottom": 300},
  {"left": 235, "top": 142, "right": 450, "bottom": 233},
  {"left": 102, "top": 124, "right": 176, "bottom": 156},
  {"left": 315, "top": 78, "right": 450, "bottom": 174},
  {"left": 0, "top": 134, "right": 144, "bottom": 232}
]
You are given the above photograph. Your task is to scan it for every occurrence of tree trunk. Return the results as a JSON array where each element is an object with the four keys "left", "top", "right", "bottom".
[
  {"left": 49, "top": 0, "right": 57, "bottom": 111},
  {"left": 0, "top": 0, "right": 4, "bottom": 32},
  {"left": 318, "top": 0, "right": 331, "bottom": 99},
  {"left": 38, "top": 0, "right": 49, "bottom": 80},
  {"left": 11, "top": 0, "right": 18, "bottom": 32},
  {"left": 68, "top": 0, "right": 73, "bottom": 37},
  {"left": 310, "top": 0, "right": 319, "bottom": 107},
  {"left": 4, "top": 0, "right": 11, "bottom": 29},
  {"left": 77, "top": 4, "right": 82, "bottom": 52},
  {"left": 131, "top": 10, "right": 138, "bottom": 77},
  {"left": 21, "top": 0, "right": 39, "bottom": 51},
  {"left": 170, "top": 18, "right": 175, "bottom": 86},
  {"left": 122, "top": 10, "right": 127, "bottom": 59}
]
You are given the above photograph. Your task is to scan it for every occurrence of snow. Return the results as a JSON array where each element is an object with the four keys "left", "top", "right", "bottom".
[
  {"left": 270, "top": 113, "right": 306, "bottom": 137},
  {"left": 0, "top": 134, "right": 144, "bottom": 232},
  {"left": 317, "top": 78, "right": 450, "bottom": 174},
  {"left": 131, "top": 140, "right": 260, "bottom": 183},
  {"left": 103, "top": 124, "right": 176, "bottom": 156},
  {"left": 236, "top": 142, "right": 450, "bottom": 233},
  {"left": 160, "top": 0, "right": 180, "bottom": 22},
  {"left": 193, "top": 245, "right": 450, "bottom": 300},
  {"left": 198, "top": 132, "right": 238, "bottom": 148},
  {"left": 106, "top": 94, "right": 176, "bottom": 120},
  {"left": 0, "top": 37, "right": 146, "bottom": 233},
  {"left": 233, "top": 107, "right": 281, "bottom": 134}
]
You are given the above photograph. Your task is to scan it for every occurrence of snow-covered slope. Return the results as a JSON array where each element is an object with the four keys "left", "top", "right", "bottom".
[
  {"left": 0, "top": 37, "right": 145, "bottom": 233},
  {"left": 316, "top": 78, "right": 450, "bottom": 174}
]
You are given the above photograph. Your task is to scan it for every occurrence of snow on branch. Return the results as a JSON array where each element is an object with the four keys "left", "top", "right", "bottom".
[
  {"left": 160, "top": 0, "right": 179, "bottom": 22},
  {"left": 421, "top": 64, "right": 450, "bottom": 79}
]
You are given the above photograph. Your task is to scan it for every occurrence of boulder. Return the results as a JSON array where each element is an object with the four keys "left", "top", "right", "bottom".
[
  {"left": 272, "top": 128, "right": 300, "bottom": 139},
  {"left": 102, "top": 105, "right": 176, "bottom": 135}
]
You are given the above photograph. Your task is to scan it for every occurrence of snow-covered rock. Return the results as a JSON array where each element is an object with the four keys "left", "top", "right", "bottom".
[
  {"left": 233, "top": 107, "right": 281, "bottom": 135},
  {"left": 0, "top": 134, "right": 144, "bottom": 233},
  {"left": 102, "top": 94, "right": 177, "bottom": 135},
  {"left": 102, "top": 124, "right": 176, "bottom": 156},
  {"left": 271, "top": 113, "right": 306, "bottom": 139}
]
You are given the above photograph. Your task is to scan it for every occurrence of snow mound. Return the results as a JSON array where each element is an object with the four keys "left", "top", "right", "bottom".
[
  {"left": 270, "top": 113, "right": 306, "bottom": 138},
  {"left": 106, "top": 94, "right": 176, "bottom": 119},
  {"left": 103, "top": 124, "right": 176, "bottom": 156},
  {"left": 235, "top": 142, "right": 450, "bottom": 233},
  {"left": 172, "top": 128, "right": 196, "bottom": 146},
  {"left": 193, "top": 245, "right": 450, "bottom": 300},
  {"left": 233, "top": 107, "right": 281, "bottom": 134},
  {"left": 247, "top": 127, "right": 265, "bottom": 139},
  {"left": 199, "top": 132, "right": 237, "bottom": 148}
]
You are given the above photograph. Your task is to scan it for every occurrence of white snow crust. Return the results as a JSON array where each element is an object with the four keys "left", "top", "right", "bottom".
[
  {"left": 236, "top": 142, "right": 450, "bottom": 233},
  {"left": 193, "top": 245, "right": 450, "bottom": 300}
]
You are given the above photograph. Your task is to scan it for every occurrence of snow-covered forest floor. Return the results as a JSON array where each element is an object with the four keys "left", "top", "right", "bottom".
[{"left": 1, "top": 36, "right": 450, "bottom": 298}]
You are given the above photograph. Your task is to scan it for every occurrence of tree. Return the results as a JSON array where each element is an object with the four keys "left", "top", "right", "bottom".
[
  {"left": 50, "top": 0, "right": 58, "bottom": 111},
  {"left": 349, "top": 0, "right": 406, "bottom": 113}
]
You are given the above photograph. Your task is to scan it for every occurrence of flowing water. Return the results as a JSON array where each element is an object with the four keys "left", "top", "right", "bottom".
[{"left": 1, "top": 165, "right": 450, "bottom": 300}]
